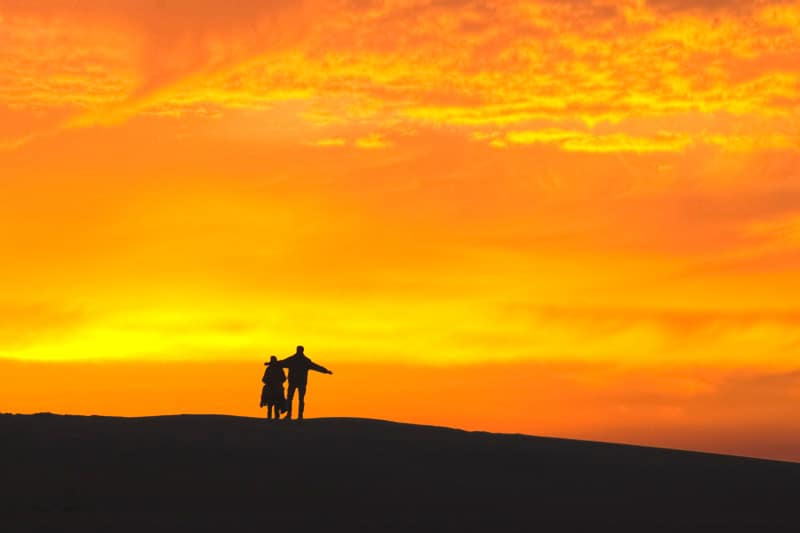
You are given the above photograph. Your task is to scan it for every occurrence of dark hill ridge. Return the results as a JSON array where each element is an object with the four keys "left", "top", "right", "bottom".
[{"left": 1, "top": 414, "right": 797, "bottom": 532}]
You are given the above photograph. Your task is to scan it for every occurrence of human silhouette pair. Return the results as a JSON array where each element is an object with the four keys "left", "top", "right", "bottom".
[{"left": 260, "top": 346, "right": 333, "bottom": 420}]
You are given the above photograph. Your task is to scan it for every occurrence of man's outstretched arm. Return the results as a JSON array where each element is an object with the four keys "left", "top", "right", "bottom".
[
  {"left": 308, "top": 360, "right": 333, "bottom": 374},
  {"left": 276, "top": 355, "right": 293, "bottom": 368}
]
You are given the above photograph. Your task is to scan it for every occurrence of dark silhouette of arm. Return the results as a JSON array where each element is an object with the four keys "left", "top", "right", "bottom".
[{"left": 308, "top": 360, "right": 333, "bottom": 374}]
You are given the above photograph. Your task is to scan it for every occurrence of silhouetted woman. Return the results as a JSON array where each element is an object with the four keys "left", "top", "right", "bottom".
[{"left": 261, "top": 355, "right": 287, "bottom": 419}]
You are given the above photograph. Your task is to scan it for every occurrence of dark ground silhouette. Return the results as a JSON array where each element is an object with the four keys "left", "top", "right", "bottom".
[{"left": 1, "top": 413, "right": 797, "bottom": 532}]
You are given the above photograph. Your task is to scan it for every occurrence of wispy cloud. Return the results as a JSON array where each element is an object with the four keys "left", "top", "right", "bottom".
[
  {"left": 311, "top": 137, "right": 347, "bottom": 147},
  {"left": 1, "top": 0, "right": 798, "bottom": 152},
  {"left": 354, "top": 133, "right": 392, "bottom": 149}
]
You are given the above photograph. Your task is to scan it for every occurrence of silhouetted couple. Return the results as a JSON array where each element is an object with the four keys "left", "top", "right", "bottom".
[{"left": 260, "top": 346, "right": 333, "bottom": 420}]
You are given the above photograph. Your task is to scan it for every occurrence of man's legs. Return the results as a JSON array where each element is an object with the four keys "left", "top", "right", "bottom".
[
  {"left": 285, "top": 383, "right": 297, "bottom": 419},
  {"left": 297, "top": 383, "right": 307, "bottom": 420}
]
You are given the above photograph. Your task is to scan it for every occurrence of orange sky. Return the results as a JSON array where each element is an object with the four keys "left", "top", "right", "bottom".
[{"left": 1, "top": 0, "right": 799, "bottom": 461}]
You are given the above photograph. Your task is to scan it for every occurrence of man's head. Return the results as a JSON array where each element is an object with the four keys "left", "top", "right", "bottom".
[
  {"left": 296, "top": 345, "right": 305, "bottom": 354},
  {"left": 270, "top": 355, "right": 278, "bottom": 362}
]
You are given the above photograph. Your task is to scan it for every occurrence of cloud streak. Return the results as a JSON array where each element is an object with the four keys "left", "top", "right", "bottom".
[{"left": 2, "top": 0, "right": 798, "bottom": 148}]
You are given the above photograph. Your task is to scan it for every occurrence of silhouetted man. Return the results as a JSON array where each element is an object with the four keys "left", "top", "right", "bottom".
[{"left": 278, "top": 345, "right": 333, "bottom": 420}]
